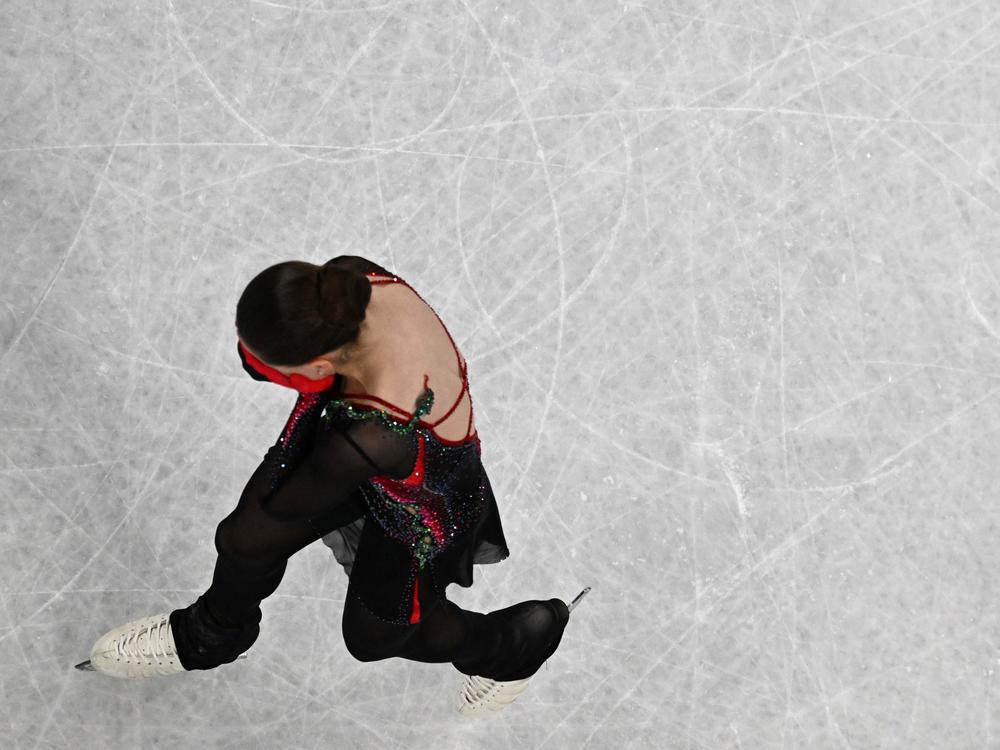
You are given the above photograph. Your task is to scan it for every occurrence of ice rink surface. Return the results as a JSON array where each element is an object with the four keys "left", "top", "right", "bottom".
[{"left": 1, "top": 1, "right": 999, "bottom": 748}]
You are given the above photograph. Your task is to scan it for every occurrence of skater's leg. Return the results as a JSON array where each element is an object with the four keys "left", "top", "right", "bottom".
[
  {"left": 339, "top": 565, "right": 437, "bottom": 663},
  {"left": 169, "top": 553, "right": 286, "bottom": 671},
  {"left": 170, "top": 485, "right": 367, "bottom": 671},
  {"left": 341, "top": 586, "right": 570, "bottom": 681},
  {"left": 445, "top": 597, "right": 570, "bottom": 681},
  {"left": 338, "top": 499, "right": 569, "bottom": 680}
]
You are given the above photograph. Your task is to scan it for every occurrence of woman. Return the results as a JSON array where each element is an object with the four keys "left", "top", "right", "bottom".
[{"left": 80, "top": 255, "right": 578, "bottom": 714}]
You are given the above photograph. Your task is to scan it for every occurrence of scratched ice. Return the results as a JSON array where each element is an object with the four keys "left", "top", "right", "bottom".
[{"left": 1, "top": 1, "right": 998, "bottom": 748}]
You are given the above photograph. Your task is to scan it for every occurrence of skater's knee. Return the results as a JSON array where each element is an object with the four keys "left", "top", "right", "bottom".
[
  {"left": 343, "top": 638, "right": 387, "bottom": 663},
  {"left": 342, "top": 620, "right": 393, "bottom": 663},
  {"left": 342, "top": 625, "right": 394, "bottom": 662},
  {"left": 341, "top": 597, "right": 413, "bottom": 663}
]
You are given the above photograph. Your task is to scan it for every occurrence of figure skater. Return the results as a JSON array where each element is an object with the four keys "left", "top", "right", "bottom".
[{"left": 77, "top": 255, "right": 588, "bottom": 715}]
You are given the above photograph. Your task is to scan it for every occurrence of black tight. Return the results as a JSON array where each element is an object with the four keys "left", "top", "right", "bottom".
[
  {"left": 341, "top": 587, "right": 570, "bottom": 682},
  {"left": 171, "top": 547, "right": 570, "bottom": 682},
  {"left": 168, "top": 477, "right": 570, "bottom": 680}
]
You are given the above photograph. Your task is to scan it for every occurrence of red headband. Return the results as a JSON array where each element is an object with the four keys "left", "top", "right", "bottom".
[{"left": 237, "top": 339, "right": 335, "bottom": 394}]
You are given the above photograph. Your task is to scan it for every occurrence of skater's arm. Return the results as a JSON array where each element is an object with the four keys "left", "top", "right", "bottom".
[
  {"left": 214, "top": 417, "right": 417, "bottom": 571},
  {"left": 261, "top": 414, "right": 416, "bottom": 520}
]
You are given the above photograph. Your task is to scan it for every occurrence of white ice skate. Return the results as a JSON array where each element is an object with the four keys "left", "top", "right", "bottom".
[
  {"left": 75, "top": 613, "right": 250, "bottom": 677},
  {"left": 76, "top": 613, "right": 189, "bottom": 678},
  {"left": 456, "top": 586, "right": 590, "bottom": 716},
  {"left": 457, "top": 674, "right": 534, "bottom": 715}
]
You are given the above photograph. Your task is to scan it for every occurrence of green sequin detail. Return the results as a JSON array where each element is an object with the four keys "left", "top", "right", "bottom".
[{"left": 321, "top": 387, "right": 435, "bottom": 434}]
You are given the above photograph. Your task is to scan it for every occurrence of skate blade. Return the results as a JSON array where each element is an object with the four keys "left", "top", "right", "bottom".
[
  {"left": 74, "top": 653, "right": 249, "bottom": 671},
  {"left": 567, "top": 586, "right": 591, "bottom": 615}
]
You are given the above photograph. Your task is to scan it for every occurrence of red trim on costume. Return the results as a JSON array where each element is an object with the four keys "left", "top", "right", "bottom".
[
  {"left": 403, "top": 432, "right": 426, "bottom": 486},
  {"left": 410, "top": 576, "right": 421, "bottom": 624}
]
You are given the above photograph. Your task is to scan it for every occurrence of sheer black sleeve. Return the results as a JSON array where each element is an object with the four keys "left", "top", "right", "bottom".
[{"left": 214, "top": 412, "right": 418, "bottom": 574}]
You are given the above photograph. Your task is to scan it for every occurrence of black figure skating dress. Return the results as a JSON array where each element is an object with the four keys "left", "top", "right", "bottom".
[
  {"left": 315, "top": 263, "right": 512, "bottom": 627},
  {"left": 169, "top": 257, "right": 574, "bottom": 678}
]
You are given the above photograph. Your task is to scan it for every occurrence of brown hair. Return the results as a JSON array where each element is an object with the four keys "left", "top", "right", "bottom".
[{"left": 235, "top": 260, "right": 372, "bottom": 366}]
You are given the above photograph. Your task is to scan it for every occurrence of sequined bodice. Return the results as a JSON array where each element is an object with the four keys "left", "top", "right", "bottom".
[
  {"left": 318, "top": 271, "right": 485, "bottom": 572},
  {"left": 231, "top": 258, "right": 501, "bottom": 629}
]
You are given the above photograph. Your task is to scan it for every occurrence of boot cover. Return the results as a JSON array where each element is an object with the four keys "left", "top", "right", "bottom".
[
  {"left": 453, "top": 598, "right": 570, "bottom": 682},
  {"left": 168, "top": 595, "right": 260, "bottom": 671}
]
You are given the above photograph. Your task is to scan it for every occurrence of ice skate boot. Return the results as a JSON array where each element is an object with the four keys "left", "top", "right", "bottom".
[
  {"left": 82, "top": 613, "right": 188, "bottom": 678},
  {"left": 76, "top": 597, "right": 253, "bottom": 676},
  {"left": 456, "top": 587, "right": 590, "bottom": 716},
  {"left": 457, "top": 674, "right": 534, "bottom": 714}
]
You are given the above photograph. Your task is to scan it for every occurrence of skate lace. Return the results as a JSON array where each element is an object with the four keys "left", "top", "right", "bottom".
[
  {"left": 115, "top": 616, "right": 176, "bottom": 662},
  {"left": 463, "top": 675, "right": 501, "bottom": 703}
]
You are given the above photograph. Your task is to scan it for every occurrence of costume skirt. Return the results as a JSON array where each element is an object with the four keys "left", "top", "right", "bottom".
[{"left": 322, "top": 460, "right": 510, "bottom": 626}]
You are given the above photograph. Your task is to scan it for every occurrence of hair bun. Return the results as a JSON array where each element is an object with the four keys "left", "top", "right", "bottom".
[{"left": 317, "top": 263, "right": 371, "bottom": 328}]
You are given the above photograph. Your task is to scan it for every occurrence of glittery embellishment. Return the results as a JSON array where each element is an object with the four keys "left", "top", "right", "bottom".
[
  {"left": 283, "top": 393, "right": 322, "bottom": 447},
  {"left": 321, "top": 391, "right": 485, "bottom": 626},
  {"left": 266, "top": 391, "right": 332, "bottom": 494},
  {"left": 321, "top": 387, "right": 434, "bottom": 435},
  {"left": 312, "top": 265, "right": 490, "bottom": 626}
]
